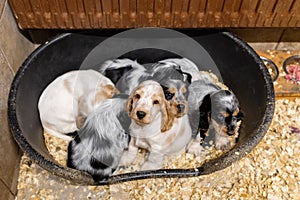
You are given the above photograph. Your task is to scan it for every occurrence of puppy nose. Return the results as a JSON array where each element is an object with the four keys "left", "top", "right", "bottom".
[
  {"left": 227, "top": 125, "right": 235, "bottom": 135},
  {"left": 228, "top": 125, "right": 235, "bottom": 131},
  {"left": 177, "top": 104, "right": 185, "bottom": 113},
  {"left": 136, "top": 111, "right": 146, "bottom": 119}
]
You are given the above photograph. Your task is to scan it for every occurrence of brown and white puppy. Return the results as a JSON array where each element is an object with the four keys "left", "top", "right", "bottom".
[
  {"left": 119, "top": 80, "right": 192, "bottom": 170},
  {"left": 38, "top": 69, "right": 119, "bottom": 141}
]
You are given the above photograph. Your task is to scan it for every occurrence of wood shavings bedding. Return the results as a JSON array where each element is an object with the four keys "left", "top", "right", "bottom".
[{"left": 17, "top": 98, "right": 300, "bottom": 199}]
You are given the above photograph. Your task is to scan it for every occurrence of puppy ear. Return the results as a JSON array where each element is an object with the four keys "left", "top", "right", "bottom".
[
  {"left": 200, "top": 94, "right": 212, "bottom": 114},
  {"left": 182, "top": 72, "right": 192, "bottom": 84},
  {"left": 103, "top": 66, "right": 132, "bottom": 84},
  {"left": 75, "top": 114, "right": 86, "bottom": 129},
  {"left": 173, "top": 65, "right": 192, "bottom": 84},
  {"left": 126, "top": 96, "right": 133, "bottom": 115},
  {"left": 96, "top": 84, "right": 120, "bottom": 100},
  {"left": 161, "top": 99, "right": 175, "bottom": 132},
  {"left": 198, "top": 94, "right": 212, "bottom": 139}
]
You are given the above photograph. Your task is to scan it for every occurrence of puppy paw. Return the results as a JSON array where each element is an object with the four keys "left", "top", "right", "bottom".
[
  {"left": 118, "top": 150, "right": 137, "bottom": 166},
  {"left": 186, "top": 139, "right": 206, "bottom": 156},
  {"left": 215, "top": 136, "right": 231, "bottom": 151}
]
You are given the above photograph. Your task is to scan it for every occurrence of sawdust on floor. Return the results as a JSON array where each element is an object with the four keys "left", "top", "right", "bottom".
[{"left": 16, "top": 98, "right": 300, "bottom": 199}]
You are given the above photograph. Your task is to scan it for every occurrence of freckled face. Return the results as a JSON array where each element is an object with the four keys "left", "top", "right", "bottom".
[
  {"left": 163, "top": 80, "right": 189, "bottom": 117},
  {"left": 213, "top": 107, "right": 240, "bottom": 136},
  {"left": 130, "top": 84, "right": 165, "bottom": 124},
  {"left": 211, "top": 92, "right": 241, "bottom": 136}
]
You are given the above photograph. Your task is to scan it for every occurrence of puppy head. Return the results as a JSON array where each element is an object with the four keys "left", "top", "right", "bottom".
[
  {"left": 161, "top": 79, "right": 189, "bottom": 118},
  {"left": 126, "top": 80, "right": 174, "bottom": 132},
  {"left": 94, "top": 84, "right": 120, "bottom": 106},
  {"left": 210, "top": 90, "right": 243, "bottom": 136},
  {"left": 76, "top": 84, "right": 119, "bottom": 129}
]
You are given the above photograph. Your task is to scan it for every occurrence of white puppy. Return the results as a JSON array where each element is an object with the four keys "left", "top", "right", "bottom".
[
  {"left": 119, "top": 80, "right": 192, "bottom": 170},
  {"left": 38, "top": 69, "right": 119, "bottom": 141}
]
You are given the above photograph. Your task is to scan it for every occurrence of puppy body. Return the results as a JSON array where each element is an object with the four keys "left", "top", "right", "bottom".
[
  {"left": 120, "top": 80, "right": 192, "bottom": 170},
  {"left": 187, "top": 73, "right": 242, "bottom": 153},
  {"left": 67, "top": 94, "right": 130, "bottom": 181},
  {"left": 127, "top": 115, "right": 192, "bottom": 170},
  {"left": 38, "top": 70, "right": 119, "bottom": 141}
]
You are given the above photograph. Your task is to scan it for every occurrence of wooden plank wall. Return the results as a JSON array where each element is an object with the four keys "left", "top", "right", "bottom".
[{"left": 9, "top": 0, "right": 300, "bottom": 29}]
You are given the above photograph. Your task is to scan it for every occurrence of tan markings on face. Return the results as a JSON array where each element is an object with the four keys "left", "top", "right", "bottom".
[
  {"left": 169, "top": 100, "right": 188, "bottom": 118},
  {"left": 181, "top": 87, "right": 187, "bottom": 93},
  {"left": 223, "top": 111, "right": 230, "bottom": 117},
  {"left": 151, "top": 94, "right": 161, "bottom": 105},
  {"left": 63, "top": 79, "right": 73, "bottom": 94},
  {"left": 130, "top": 81, "right": 170, "bottom": 125},
  {"left": 133, "top": 89, "right": 144, "bottom": 100},
  {"left": 130, "top": 89, "right": 151, "bottom": 124},
  {"left": 233, "top": 108, "right": 240, "bottom": 116},
  {"left": 170, "top": 103, "right": 179, "bottom": 116},
  {"left": 222, "top": 126, "right": 228, "bottom": 134},
  {"left": 168, "top": 87, "right": 177, "bottom": 94},
  {"left": 211, "top": 119, "right": 227, "bottom": 136}
]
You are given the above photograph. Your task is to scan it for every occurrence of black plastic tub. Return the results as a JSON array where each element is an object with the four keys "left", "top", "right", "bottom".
[{"left": 8, "top": 29, "right": 275, "bottom": 185}]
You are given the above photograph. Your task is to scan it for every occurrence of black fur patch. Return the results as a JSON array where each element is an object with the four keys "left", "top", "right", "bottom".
[
  {"left": 73, "top": 134, "right": 81, "bottom": 144},
  {"left": 67, "top": 142, "right": 75, "bottom": 169},
  {"left": 90, "top": 155, "right": 114, "bottom": 170},
  {"left": 104, "top": 66, "right": 132, "bottom": 84},
  {"left": 236, "top": 110, "right": 244, "bottom": 120},
  {"left": 198, "top": 94, "right": 212, "bottom": 140},
  {"left": 161, "top": 85, "right": 175, "bottom": 100},
  {"left": 92, "top": 174, "right": 109, "bottom": 182},
  {"left": 66, "top": 131, "right": 78, "bottom": 139}
]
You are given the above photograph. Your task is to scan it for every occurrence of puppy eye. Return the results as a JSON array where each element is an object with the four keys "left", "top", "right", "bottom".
[
  {"left": 165, "top": 91, "right": 174, "bottom": 100},
  {"left": 153, "top": 100, "right": 160, "bottom": 105},
  {"left": 135, "top": 94, "right": 140, "bottom": 99}
]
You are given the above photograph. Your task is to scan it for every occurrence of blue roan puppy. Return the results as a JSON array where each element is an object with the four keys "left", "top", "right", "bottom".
[
  {"left": 187, "top": 73, "right": 243, "bottom": 154},
  {"left": 67, "top": 94, "right": 131, "bottom": 182}
]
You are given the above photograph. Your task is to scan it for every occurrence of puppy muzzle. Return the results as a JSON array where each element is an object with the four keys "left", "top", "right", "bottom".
[
  {"left": 174, "top": 101, "right": 188, "bottom": 117},
  {"left": 177, "top": 104, "right": 185, "bottom": 113},
  {"left": 131, "top": 109, "right": 151, "bottom": 124},
  {"left": 136, "top": 111, "right": 146, "bottom": 120},
  {"left": 227, "top": 130, "right": 236, "bottom": 136}
]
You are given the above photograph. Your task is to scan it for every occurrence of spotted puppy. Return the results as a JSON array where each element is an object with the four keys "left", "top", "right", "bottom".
[
  {"left": 38, "top": 69, "right": 119, "bottom": 141},
  {"left": 119, "top": 80, "right": 192, "bottom": 170},
  {"left": 67, "top": 94, "right": 130, "bottom": 182},
  {"left": 151, "top": 61, "right": 191, "bottom": 117},
  {"left": 100, "top": 58, "right": 193, "bottom": 117},
  {"left": 187, "top": 73, "right": 243, "bottom": 153}
]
